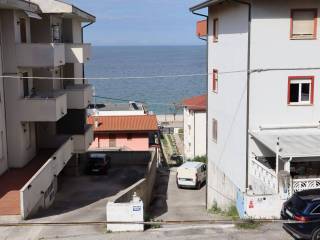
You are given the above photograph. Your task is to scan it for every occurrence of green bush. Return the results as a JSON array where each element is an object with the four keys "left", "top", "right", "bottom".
[{"left": 190, "top": 156, "right": 207, "bottom": 164}]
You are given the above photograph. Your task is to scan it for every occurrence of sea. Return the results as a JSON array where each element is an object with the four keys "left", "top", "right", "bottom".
[{"left": 85, "top": 46, "right": 207, "bottom": 114}]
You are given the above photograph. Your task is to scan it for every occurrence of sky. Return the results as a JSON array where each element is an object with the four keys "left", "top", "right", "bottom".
[{"left": 67, "top": 0, "right": 206, "bottom": 46}]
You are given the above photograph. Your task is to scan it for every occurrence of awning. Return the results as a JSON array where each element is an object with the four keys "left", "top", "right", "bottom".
[
  {"left": 24, "top": 11, "right": 42, "bottom": 20},
  {"left": 250, "top": 128, "right": 320, "bottom": 158}
]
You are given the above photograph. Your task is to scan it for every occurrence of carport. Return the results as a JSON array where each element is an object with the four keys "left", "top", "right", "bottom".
[{"left": 250, "top": 127, "right": 320, "bottom": 193}]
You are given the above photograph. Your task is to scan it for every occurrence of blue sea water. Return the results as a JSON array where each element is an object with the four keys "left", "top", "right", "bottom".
[{"left": 85, "top": 46, "right": 207, "bottom": 114}]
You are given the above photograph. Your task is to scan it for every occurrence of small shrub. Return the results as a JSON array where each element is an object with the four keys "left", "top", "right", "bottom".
[
  {"left": 208, "top": 202, "right": 239, "bottom": 220},
  {"left": 208, "top": 202, "right": 223, "bottom": 214},
  {"left": 191, "top": 156, "right": 207, "bottom": 164}
]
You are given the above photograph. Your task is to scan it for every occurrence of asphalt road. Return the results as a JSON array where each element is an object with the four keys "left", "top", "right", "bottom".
[{"left": 150, "top": 167, "right": 217, "bottom": 221}]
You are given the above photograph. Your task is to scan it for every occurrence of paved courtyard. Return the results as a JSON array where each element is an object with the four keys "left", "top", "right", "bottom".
[{"left": 0, "top": 167, "right": 292, "bottom": 240}]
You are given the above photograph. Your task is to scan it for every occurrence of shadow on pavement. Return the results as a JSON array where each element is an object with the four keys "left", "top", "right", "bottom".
[
  {"left": 33, "top": 166, "right": 146, "bottom": 219},
  {"left": 149, "top": 167, "right": 170, "bottom": 219}
]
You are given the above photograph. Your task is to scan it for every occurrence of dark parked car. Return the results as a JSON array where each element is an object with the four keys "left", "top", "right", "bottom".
[
  {"left": 86, "top": 153, "right": 111, "bottom": 175},
  {"left": 281, "top": 189, "right": 320, "bottom": 240}
]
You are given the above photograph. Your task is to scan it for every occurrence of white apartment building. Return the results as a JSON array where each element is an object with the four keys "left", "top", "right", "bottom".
[
  {"left": 182, "top": 95, "right": 207, "bottom": 160},
  {"left": 0, "top": 0, "right": 94, "bottom": 219},
  {"left": 191, "top": 0, "right": 320, "bottom": 218}
]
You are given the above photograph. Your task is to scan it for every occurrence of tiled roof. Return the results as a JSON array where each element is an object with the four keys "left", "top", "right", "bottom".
[
  {"left": 87, "top": 115, "right": 159, "bottom": 132},
  {"left": 182, "top": 94, "right": 207, "bottom": 111}
]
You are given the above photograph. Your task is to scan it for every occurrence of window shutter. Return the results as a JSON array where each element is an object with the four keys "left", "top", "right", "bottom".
[{"left": 292, "top": 10, "right": 315, "bottom": 35}]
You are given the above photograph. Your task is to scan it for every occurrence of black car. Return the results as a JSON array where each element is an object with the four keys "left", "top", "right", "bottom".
[
  {"left": 86, "top": 153, "right": 111, "bottom": 175},
  {"left": 281, "top": 189, "right": 320, "bottom": 240}
]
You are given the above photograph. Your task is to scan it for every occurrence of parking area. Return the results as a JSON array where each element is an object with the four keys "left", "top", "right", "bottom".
[
  {"left": 150, "top": 167, "right": 217, "bottom": 221},
  {"left": 0, "top": 166, "right": 146, "bottom": 240}
]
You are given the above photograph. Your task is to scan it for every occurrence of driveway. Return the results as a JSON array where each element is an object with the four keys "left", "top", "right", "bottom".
[
  {"left": 0, "top": 166, "right": 146, "bottom": 240},
  {"left": 150, "top": 167, "right": 216, "bottom": 221}
]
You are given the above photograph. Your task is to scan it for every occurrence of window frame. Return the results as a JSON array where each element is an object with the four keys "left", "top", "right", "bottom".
[
  {"left": 212, "top": 118, "right": 218, "bottom": 143},
  {"left": 287, "top": 76, "right": 314, "bottom": 106},
  {"left": 311, "top": 204, "right": 320, "bottom": 215},
  {"left": 290, "top": 9, "right": 318, "bottom": 40},
  {"left": 213, "top": 18, "right": 219, "bottom": 42},
  {"left": 212, "top": 69, "right": 218, "bottom": 93}
]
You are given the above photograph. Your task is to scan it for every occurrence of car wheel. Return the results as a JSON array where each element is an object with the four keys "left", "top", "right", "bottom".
[{"left": 312, "top": 228, "right": 320, "bottom": 240}]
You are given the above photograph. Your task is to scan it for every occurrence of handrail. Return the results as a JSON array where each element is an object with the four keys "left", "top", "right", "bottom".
[{"left": 251, "top": 158, "right": 277, "bottom": 177}]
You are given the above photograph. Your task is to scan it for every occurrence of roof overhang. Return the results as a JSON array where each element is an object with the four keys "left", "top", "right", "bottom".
[
  {"left": 30, "top": 0, "right": 96, "bottom": 22},
  {"left": 0, "top": 0, "right": 40, "bottom": 12},
  {"left": 250, "top": 128, "right": 320, "bottom": 158},
  {"left": 190, "top": 0, "right": 226, "bottom": 12}
]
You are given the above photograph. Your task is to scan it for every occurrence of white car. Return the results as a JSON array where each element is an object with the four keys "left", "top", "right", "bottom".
[{"left": 176, "top": 161, "right": 206, "bottom": 189}]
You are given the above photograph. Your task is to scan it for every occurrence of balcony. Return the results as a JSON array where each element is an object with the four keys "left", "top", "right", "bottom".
[
  {"left": 16, "top": 43, "right": 65, "bottom": 68},
  {"left": 62, "top": 84, "right": 93, "bottom": 109},
  {"left": 196, "top": 20, "right": 207, "bottom": 37},
  {"left": 65, "top": 43, "right": 91, "bottom": 64},
  {"left": 73, "top": 125, "right": 94, "bottom": 153},
  {"left": 19, "top": 92, "right": 67, "bottom": 122}
]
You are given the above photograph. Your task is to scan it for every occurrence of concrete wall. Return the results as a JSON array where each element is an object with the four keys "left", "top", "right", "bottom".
[
  {"left": 20, "top": 137, "right": 74, "bottom": 219},
  {"left": 0, "top": 16, "right": 8, "bottom": 175},
  {"left": 90, "top": 133, "right": 150, "bottom": 151},
  {"left": 106, "top": 149, "right": 157, "bottom": 232},
  {"left": 4, "top": 73, "right": 38, "bottom": 168},
  {"left": 87, "top": 151, "right": 152, "bottom": 167},
  {"left": 183, "top": 108, "right": 206, "bottom": 159},
  {"left": 206, "top": 2, "right": 249, "bottom": 209}
]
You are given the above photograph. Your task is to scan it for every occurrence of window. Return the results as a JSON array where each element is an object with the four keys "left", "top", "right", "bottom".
[
  {"left": 288, "top": 76, "right": 314, "bottom": 105},
  {"left": 213, "top": 18, "right": 219, "bottom": 42},
  {"left": 212, "top": 119, "right": 218, "bottom": 142},
  {"left": 212, "top": 69, "right": 218, "bottom": 92},
  {"left": 22, "top": 72, "right": 29, "bottom": 97},
  {"left": 52, "top": 24, "right": 61, "bottom": 43},
  {"left": 291, "top": 9, "right": 317, "bottom": 39},
  {"left": 311, "top": 205, "right": 320, "bottom": 214},
  {"left": 20, "top": 18, "right": 27, "bottom": 43}
]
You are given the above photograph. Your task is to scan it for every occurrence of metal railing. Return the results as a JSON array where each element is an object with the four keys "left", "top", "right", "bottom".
[{"left": 292, "top": 178, "right": 320, "bottom": 193}]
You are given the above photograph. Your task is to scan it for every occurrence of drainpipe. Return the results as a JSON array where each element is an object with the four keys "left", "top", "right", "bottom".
[
  {"left": 81, "top": 22, "right": 94, "bottom": 85},
  {"left": 191, "top": 10, "right": 209, "bottom": 209},
  {"left": 229, "top": 0, "right": 252, "bottom": 192}
]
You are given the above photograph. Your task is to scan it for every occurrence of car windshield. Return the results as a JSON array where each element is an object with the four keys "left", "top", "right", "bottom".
[
  {"left": 290, "top": 194, "right": 308, "bottom": 212},
  {"left": 90, "top": 158, "right": 105, "bottom": 167}
]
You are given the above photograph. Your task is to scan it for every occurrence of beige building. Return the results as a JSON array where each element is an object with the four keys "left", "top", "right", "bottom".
[
  {"left": 182, "top": 95, "right": 207, "bottom": 160},
  {"left": 0, "top": 0, "right": 95, "bottom": 219}
]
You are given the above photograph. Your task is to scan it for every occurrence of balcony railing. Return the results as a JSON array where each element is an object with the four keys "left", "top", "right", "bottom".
[
  {"left": 250, "top": 158, "right": 277, "bottom": 192},
  {"left": 292, "top": 178, "right": 320, "bottom": 193},
  {"left": 16, "top": 43, "right": 65, "bottom": 68},
  {"left": 19, "top": 91, "right": 67, "bottom": 122},
  {"left": 62, "top": 84, "right": 93, "bottom": 109},
  {"left": 20, "top": 136, "right": 74, "bottom": 219},
  {"left": 196, "top": 20, "right": 207, "bottom": 37},
  {"left": 65, "top": 43, "right": 91, "bottom": 64}
]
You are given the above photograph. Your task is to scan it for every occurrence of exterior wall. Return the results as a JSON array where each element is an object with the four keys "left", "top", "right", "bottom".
[
  {"left": 4, "top": 72, "right": 37, "bottom": 168},
  {"left": 250, "top": 0, "right": 320, "bottom": 131},
  {"left": 206, "top": 2, "right": 249, "bottom": 208},
  {"left": 0, "top": 16, "right": 8, "bottom": 175},
  {"left": 90, "top": 133, "right": 150, "bottom": 151},
  {"left": 248, "top": 0, "right": 320, "bottom": 192},
  {"left": 183, "top": 108, "right": 206, "bottom": 159}
]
